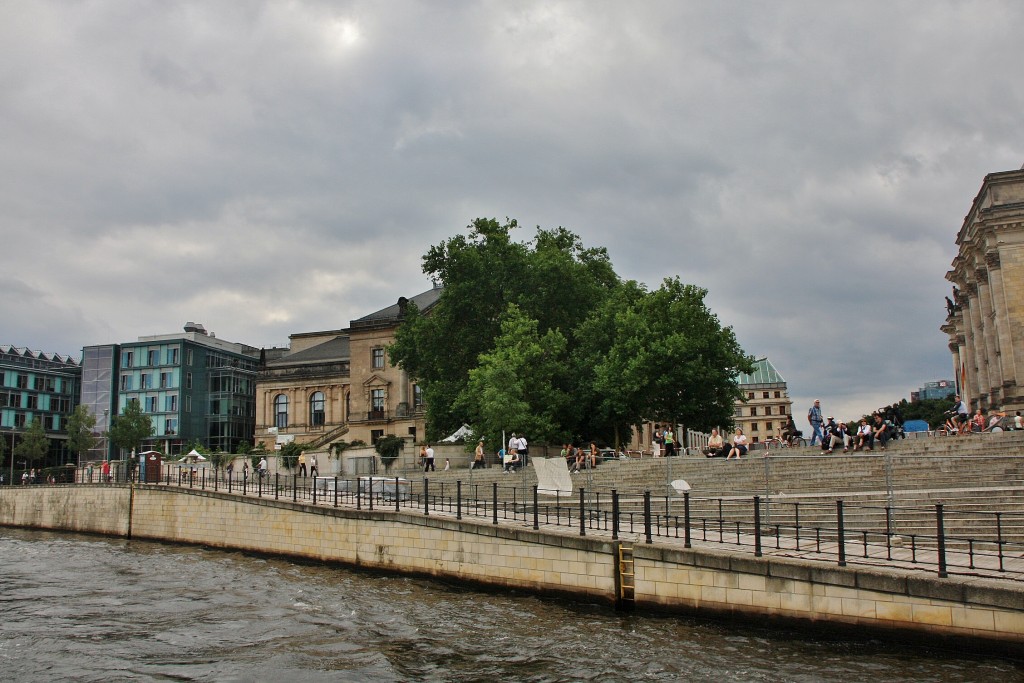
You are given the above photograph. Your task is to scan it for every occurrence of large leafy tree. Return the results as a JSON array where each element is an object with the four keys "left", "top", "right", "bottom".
[
  {"left": 65, "top": 405, "right": 99, "bottom": 462},
  {"left": 14, "top": 418, "right": 50, "bottom": 465},
  {"left": 107, "top": 400, "right": 153, "bottom": 458},
  {"left": 458, "top": 304, "right": 572, "bottom": 446},
  {"left": 596, "top": 277, "right": 754, "bottom": 433},
  {"left": 389, "top": 218, "right": 619, "bottom": 440}
]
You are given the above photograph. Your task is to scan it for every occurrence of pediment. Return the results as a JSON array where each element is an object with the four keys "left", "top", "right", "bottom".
[{"left": 362, "top": 374, "right": 391, "bottom": 388}]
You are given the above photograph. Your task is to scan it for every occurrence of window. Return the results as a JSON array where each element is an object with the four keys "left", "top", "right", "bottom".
[
  {"left": 14, "top": 413, "right": 26, "bottom": 428},
  {"left": 749, "top": 407, "right": 757, "bottom": 416},
  {"left": 186, "top": 349, "right": 193, "bottom": 366},
  {"left": 413, "top": 384, "right": 423, "bottom": 408},
  {"left": 751, "top": 422, "right": 758, "bottom": 432},
  {"left": 774, "top": 391, "right": 781, "bottom": 398},
  {"left": 160, "top": 372, "right": 171, "bottom": 388},
  {"left": 185, "top": 396, "right": 192, "bottom": 413},
  {"left": 765, "top": 406, "right": 772, "bottom": 415},
  {"left": 186, "top": 372, "right": 192, "bottom": 389},
  {"left": 211, "top": 400, "right": 221, "bottom": 415},
  {"left": 166, "top": 395, "right": 177, "bottom": 412},
  {"left": 140, "top": 374, "right": 151, "bottom": 389},
  {"left": 372, "top": 347, "right": 385, "bottom": 369},
  {"left": 766, "top": 421, "right": 773, "bottom": 430},
  {"left": 148, "top": 350, "right": 158, "bottom": 366},
  {"left": 763, "top": 392, "right": 769, "bottom": 399},
  {"left": 779, "top": 405, "right": 786, "bottom": 415},
  {"left": 747, "top": 392, "right": 754, "bottom": 400},
  {"left": 168, "top": 347, "right": 179, "bottom": 364},
  {"left": 734, "top": 406, "right": 742, "bottom": 416},
  {"left": 165, "top": 418, "right": 177, "bottom": 435},
  {"left": 144, "top": 396, "right": 157, "bottom": 412},
  {"left": 25, "top": 395, "right": 38, "bottom": 410},
  {"left": 44, "top": 378, "right": 55, "bottom": 392},
  {"left": 123, "top": 351, "right": 134, "bottom": 368},
  {"left": 34, "top": 377, "right": 44, "bottom": 391},
  {"left": 371, "top": 429, "right": 384, "bottom": 444},
  {"left": 16, "top": 374, "right": 28, "bottom": 389},
  {"left": 51, "top": 415, "right": 60, "bottom": 430},
  {"left": 274, "top": 394, "right": 288, "bottom": 429},
  {"left": 120, "top": 375, "right": 131, "bottom": 391},
  {"left": 310, "top": 391, "right": 325, "bottom": 427},
  {"left": 371, "top": 388, "right": 385, "bottom": 411}
]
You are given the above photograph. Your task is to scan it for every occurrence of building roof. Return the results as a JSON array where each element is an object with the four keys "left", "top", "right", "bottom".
[
  {"left": 0, "top": 345, "right": 80, "bottom": 366},
  {"left": 349, "top": 284, "right": 443, "bottom": 330},
  {"left": 736, "top": 357, "right": 786, "bottom": 387},
  {"left": 268, "top": 336, "right": 350, "bottom": 367}
]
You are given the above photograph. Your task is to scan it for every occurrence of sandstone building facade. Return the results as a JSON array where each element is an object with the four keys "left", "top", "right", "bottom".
[{"left": 943, "top": 168, "right": 1024, "bottom": 413}]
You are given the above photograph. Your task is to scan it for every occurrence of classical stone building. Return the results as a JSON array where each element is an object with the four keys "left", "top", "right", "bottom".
[
  {"left": 943, "top": 168, "right": 1024, "bottom": 413},
  {"left": 254, "top": 286, "right": 441, "bottom": 455},
  {"left": 732, "top": 357, "right": 793, "bottom": 444}
]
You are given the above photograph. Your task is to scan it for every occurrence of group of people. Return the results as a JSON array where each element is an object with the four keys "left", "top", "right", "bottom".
[
  {"left": 651, "top": 425, "right": 677, "bottom": 457},
  {"left": 703, "top": 428, "right": 749, "bottom": 459},
  {"left": 942, "top": 394, "right": 1022, "bottom": 434},
  {"left": 561, "top": 442, "right": 602, "bottom": 473}
]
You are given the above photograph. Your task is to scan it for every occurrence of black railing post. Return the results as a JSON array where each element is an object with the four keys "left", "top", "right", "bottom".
[
  {"left": 395, "top": 477, "right": 401, "bottom": 513},
  {"left": 293, "top": 474, "right": 297, "bottom": 503},
  {"left": 612, "top": 489, "right": 620, "bottom": 540},
  {"left": 243, "top": 471, "right": 247, "bottom": 495},
  {"left": 334, "top": 477, "right": 338, "bottom": 507},
  {"left": 457, "top": 480, "right": 463, "bottom": 520},
  {"left": 201, "top": 468, "right": 206, "bottom": 490},
  {"left": 996, "top": 512, "right": 1005, "bottom": 572},
  {"left": 423, "top": 478, "right": 429, "bottom": 516},
  {"left": 228, "top": 471, "right": 232, "bottom": 493},
  {"left": 312, "top": 478, "right": 317, "bottom": 505},
  {"left": 836, "top": 499, "right": 847, "bottom": 567},
  {"left": 275, "top": 473, "right": 280, "bottom": 500},
  {"left": 368, "top": 478, "right": 373, "bottom": 510},
  {"left": 579, "top": 487, "right": 586, "bottom": 537},
  {"left": 492, "top": 483, "right": 498, "bottom": 525},
  {"left": 356, "top": 477, "right": 361, "bottom": 510},
  {"left": 644, "top": 490, "right": 653, "bottom": 544},
  {"left": 533, "top": 485, "right": 539, "bottom": 530},
  {"left": 684, "top": 491, "right": 691, "bottom": 548},
  {"left": 754, "top": 496, "right": 762, "bottom": 557},
  {"left": 936, "top": 503, "right": 948, "bottom": 578}
]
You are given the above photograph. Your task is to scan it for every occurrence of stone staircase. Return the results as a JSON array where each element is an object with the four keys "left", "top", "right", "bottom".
[{"left": 402, "top": 431, "right": 1024, "bottom": 545}]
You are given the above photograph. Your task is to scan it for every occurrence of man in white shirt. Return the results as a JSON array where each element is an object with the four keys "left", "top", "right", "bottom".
[{"left": 424, "top": 444, "right": 435, "bottom": 472}]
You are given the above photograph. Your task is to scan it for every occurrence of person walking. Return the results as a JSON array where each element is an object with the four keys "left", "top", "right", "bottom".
[
  {"left": 808, "top": 399, "right": 824, "bottom": 446},
  {"left": 298, "top": 452, "right": 307, "bottom": 477},
  {"left": 309, "top": 454, "right": 318, "bottom": 477},
  {"left": 472, "top": 439, "right": 485, "bottom": 469},
  {"left": 423, "top": 444, "right": 435, "bottom": 472}
]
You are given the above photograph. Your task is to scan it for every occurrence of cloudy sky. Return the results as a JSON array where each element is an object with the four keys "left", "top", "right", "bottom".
[{"left": 3, "top": 1, "right": 1023, "bottom": 421}]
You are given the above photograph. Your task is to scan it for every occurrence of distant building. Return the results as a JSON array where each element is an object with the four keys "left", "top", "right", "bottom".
[
  {"left": 943, "top": 168, "right": 1024, "bottom": 412},
  {"left": 629, "top": 356, "right": 793, "bottom": 449},
  {"left": 254, "top": 286, "right": 442, "bottom": 455},
  {"left": 911, "top": 380, "right": 956, "bottom": 403},
  {"left": 733, "top": 357, "right": 793, "bottom": 444},
  {"left": 81, "top": 323, "right": 264, "bottom": 458},
  {"left": 0, "top": 345, "right": 81, "bottom": 466}
]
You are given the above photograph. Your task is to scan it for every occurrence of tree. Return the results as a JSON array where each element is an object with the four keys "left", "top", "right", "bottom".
[
  {"left": 390, "top": 219, "right": 619, "bottom": 440},
  {"left": 374, "top": 435, "right": 405, "bottom": 471},
  {"left": 458, "top": 304, "right": 572, "bottom": 446},
  {"left": 107, "top": 400, "right": 153, "bottom": 459},
  {"left": 595, "top": 277, "right": 754, "bottom": 433},
  {"left": 14, "top": 418, "right": 49, "bottom": 466},
  {"left": 65, "top": 405, "right": 99, "bottom": 462}
]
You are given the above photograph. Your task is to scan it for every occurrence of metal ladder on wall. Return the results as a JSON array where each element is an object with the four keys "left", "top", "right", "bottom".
[{"left": 617, "top": 542, "right": 635, "bottom": 607}]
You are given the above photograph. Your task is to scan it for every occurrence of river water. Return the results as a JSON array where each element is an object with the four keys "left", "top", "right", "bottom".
[{"left": 0, "top": 528, "right": 1019, "bottom": 682}]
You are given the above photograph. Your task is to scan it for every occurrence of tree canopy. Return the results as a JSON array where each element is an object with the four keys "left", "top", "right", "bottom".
[
  {"left": 107, "top": 400, "right": 153, "bottom": 458},
  {"left": 65, "top": 405, "right": 99, "bottom": 461},
  {"left": 14, "top": 418, "right": 49, "bottom": 465},
  {"left": 389, "top": 218, "right": 753, "bottom": 447}
]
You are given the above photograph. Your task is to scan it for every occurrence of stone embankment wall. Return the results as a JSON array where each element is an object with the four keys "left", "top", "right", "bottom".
[{"left": 1, "top": 485, "right": 1021, "bottom": 648}]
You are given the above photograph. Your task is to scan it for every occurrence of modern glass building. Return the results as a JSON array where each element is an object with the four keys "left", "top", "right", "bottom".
[
  {"left": 0, "top": 345, "right": 82, "bottom": 468},
  {"left": 81, "top": 323, "right": 261, "bottom": 457}
]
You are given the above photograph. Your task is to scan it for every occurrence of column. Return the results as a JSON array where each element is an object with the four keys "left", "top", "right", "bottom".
[
  {"left": 985, "top": 251, "right": 1017, "bottom": 406},
  {"left": 974, "top": 265, "right": 1003, "bottom": 406}
]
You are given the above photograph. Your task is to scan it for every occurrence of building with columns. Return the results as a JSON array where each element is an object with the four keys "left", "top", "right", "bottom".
[
  {"left": 943, "top": 168, "right": 1024, "bottom": 413},
  {"left": 254, "top": 285, "right": 441, "bottom": 454}
]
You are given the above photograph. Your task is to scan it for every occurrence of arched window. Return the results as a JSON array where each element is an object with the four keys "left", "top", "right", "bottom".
[
  {"left": 274, "top": 394, "right": 288, "bottom": 429},
  {"left": 310, "top": 391, "right": 325, "bottom": 427}
]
